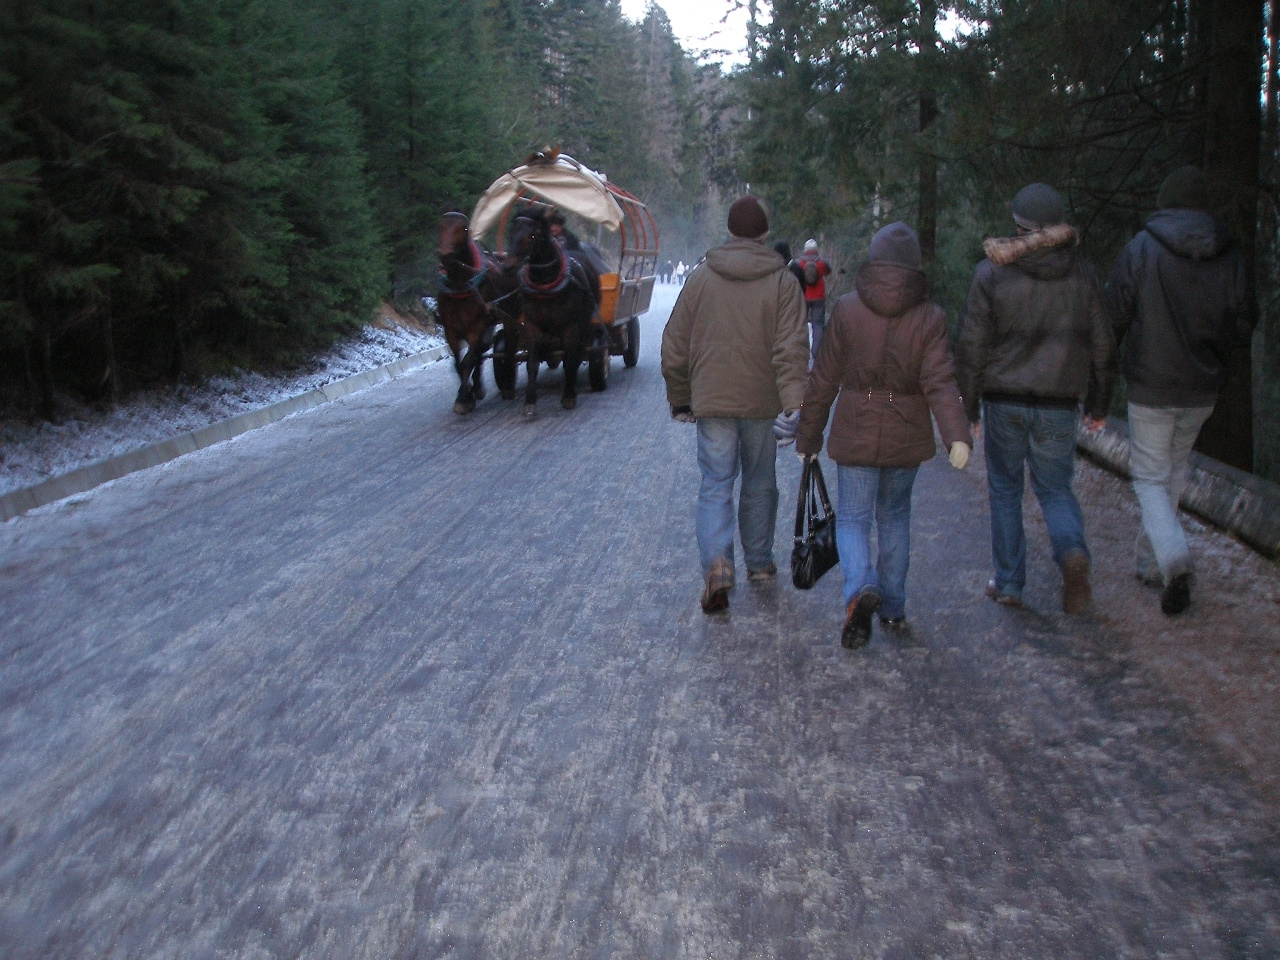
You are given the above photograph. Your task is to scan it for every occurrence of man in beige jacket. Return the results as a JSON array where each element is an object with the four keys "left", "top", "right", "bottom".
[{"left": 661, "top": 196, "right": 809, "bottom": 613}]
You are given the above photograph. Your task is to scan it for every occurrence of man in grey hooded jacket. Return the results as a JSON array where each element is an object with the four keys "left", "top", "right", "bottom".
[
  {"left": 1105, "top": 166, "right": 1254, "bottom": 616},
  {"left": 662, "top": 196, "right": 809, "bottom": 613}
]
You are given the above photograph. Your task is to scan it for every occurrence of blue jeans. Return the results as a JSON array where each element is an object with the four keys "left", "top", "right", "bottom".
[
  {"left": 983, "top": 401, "right": 1088, "bottom": 598},
  {"left": 836, "top": 465, "right": 919, "bottom": 619},
  {"left": 806, "top": 301, "right": 826, "bottom": 365},
  {"left": 696, "top": 418, "right": 779, "bottom": 575},
  {"left": 1127, "top": 402, "right": 1214, "bottom": 583}
]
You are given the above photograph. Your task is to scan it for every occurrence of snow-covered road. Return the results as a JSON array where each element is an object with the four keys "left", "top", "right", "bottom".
[{"left": 0, "top": 282, "right": 1277, "bottom": 957}]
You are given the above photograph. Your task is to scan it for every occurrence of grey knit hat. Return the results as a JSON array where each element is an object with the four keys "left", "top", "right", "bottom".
[
  {"left": 1157, "top": 165, "right": 1210, "bottom": 211},
  {"left": 868, "top": 221, "right": 921, "bottom": 270},
  {"left": 1012, "top": 183, "right": 1066, "bottom": 230}
]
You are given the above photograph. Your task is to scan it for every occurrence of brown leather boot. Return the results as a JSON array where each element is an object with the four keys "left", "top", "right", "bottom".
[
  {"left": 701, "top": 557, "right": 734, "bottom": 613},
  {"left": 841, "top": 591, "right": 881, "bottom": 649}
]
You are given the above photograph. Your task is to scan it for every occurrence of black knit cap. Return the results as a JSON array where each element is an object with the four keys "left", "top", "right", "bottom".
[
  {"left": 1157, "top": 165, "right": 1210, "bottom": 211},
  {"left": 727, "top": 196, "right": 769, "bottom": 239},
  {"left": 868, "top": 221, "right": 921, "bottom": 270},
  {"left": 1012, "top": 183, "right": 1066, "bottom": 230}
]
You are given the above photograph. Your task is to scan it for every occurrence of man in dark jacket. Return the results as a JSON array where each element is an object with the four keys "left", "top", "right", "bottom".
[
  {"left": 955, "top": 183, "right": 1116, "bottom": 614},
  {"left": 1105, "top": 166, "right": 1253, "bottom": 616}
]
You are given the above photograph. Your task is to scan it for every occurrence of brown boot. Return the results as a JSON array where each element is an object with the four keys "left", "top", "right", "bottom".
[
  {"left": 841, "top": 591, "right": 881, "bottom": 649},
  {"left": 1062, "top": 552, "right": 1092, "bottom": 615},
  {"left": 701, "top": 557, "right": 734, "bottom": 614}
]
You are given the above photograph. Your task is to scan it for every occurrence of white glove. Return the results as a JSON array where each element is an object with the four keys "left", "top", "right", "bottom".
[
  {"left": 772, "top": 409, "right": 801, "bottom": 446},
  {"left": 948, "top": 441, "right": 970, "bottom": 470},
  {"left": 671, "top": 405, "right": 696, "bottom": 424}
]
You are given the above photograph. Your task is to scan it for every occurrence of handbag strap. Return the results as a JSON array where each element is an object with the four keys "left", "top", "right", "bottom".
[
  {"left": 794, "top": 457, "right": 812, "bottom": 540},
  {"left": 795, "top": 458, "right": 835, "bottom": 541},
  {"left": 810, "top": 458, "right": 834, "bottom": 523}
]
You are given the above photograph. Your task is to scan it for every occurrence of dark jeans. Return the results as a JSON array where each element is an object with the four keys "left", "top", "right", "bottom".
[{"left": 983, "top": 401, "right": 1088, "bottom": 599}]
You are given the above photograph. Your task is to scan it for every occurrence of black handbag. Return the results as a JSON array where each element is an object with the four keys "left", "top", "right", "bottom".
[{"left": 791, "top": 457, "right": 839, "bottom": 589}]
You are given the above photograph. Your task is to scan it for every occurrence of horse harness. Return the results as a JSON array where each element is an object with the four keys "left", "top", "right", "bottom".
[
  {"left": 519, "top": 243, "right": 594, "bottom": 300},
  {"left": 437, "top": 239, "right": 489, "bottom": 299}
]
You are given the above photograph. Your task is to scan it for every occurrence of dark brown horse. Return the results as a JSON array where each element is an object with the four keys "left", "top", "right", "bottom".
[
  {"left": 506, "top": 209, "right": 600, "bottom": 417},
  {"left": 436, "top": 212, "right": 520, "bottom": 414}
]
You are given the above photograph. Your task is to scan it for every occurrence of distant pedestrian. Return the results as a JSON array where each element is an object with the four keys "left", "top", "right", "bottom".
[
  {"left": 675, "top": 260, "right": 687, "bottom": 285},
  {"left": 954, "top": 183, "right": 1116, "bottom": 615},
  {"left": 664, "top": 259, "right": 674, "bottom": 283},
  {"left": 787, "top": 223, "right": 971, "bottom": 648},
  {"left": 661, "top": 196, "right": 809, "bottom": 613},
  {"left": 796, "top": 239, "right": 833, "bottom": 363},
  {"left": 1104, "top": 166, "right": 1254, "bottom": 616}
]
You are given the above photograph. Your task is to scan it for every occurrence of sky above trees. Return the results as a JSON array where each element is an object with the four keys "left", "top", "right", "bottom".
[{"left": 619, "top": 0, "right": 752, "bottom": 64}]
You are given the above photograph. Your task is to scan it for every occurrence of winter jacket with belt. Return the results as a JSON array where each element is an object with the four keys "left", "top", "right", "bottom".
[
  {"left": 661, "top": 238, "right": 809, "bottom": 419},
  {"left": 795, "top": 261, "right": 970, "bottom": 467},
  {"left": 1104, "top": 209, "right": 1254, "bottom": 408},
  {"left": 954, "top": 226, "right": 1116, "bottom": 422}
]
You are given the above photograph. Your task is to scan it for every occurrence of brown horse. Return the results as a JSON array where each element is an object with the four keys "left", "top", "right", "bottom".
[
  {"left": 506, "top": 209, "right": 601, "bottom": 417},
  {"left": 436, "top": 212, "right": 520, "bottom": 413}
]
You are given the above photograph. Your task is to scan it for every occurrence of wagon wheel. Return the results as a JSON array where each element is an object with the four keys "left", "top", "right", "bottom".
[
  {"left": 622, "top": 317, "right": 640, "bottom": 368},
  {"left": 588, "top": 338, "right": 610, "bottom": 392},
  {"left": 492, "top": 331, "right": 517, "bottom": 399}
]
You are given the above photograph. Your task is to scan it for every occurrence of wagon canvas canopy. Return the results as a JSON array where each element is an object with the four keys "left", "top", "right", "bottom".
[{"left": 471, "top": 152, "right": 625, "bottom": 237}]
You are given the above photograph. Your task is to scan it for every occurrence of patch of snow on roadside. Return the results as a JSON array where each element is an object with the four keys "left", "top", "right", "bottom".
[{"left": 0, "top": 321, "right": 444, "bottom": 496}]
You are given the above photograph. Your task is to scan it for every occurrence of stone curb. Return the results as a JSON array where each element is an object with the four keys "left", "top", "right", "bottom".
[
  {"left": 0, "top": 344, "right": 451, "bottom": 523},
  {"left": 1076, "top": 417, "right": 1280, "bottom": 561}
]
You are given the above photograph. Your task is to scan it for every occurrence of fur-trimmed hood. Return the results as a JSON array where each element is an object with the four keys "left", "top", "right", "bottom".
[{"left": 983, "top": 223, "right": 1078, "bottom": 280}]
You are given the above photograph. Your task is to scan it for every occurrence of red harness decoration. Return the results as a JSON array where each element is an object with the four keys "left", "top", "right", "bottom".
[{"left": 519, "top": 244, "right": 571, "bottom": 297}]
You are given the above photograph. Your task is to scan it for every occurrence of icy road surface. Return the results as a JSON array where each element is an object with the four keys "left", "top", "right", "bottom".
[{"left": 1, "top": 283, "right": 1278, "bottom": 958}]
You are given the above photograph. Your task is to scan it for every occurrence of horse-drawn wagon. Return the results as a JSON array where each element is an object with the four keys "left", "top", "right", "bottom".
[{"left": 471, "top": 150, "right": 659, "bottom": 407}]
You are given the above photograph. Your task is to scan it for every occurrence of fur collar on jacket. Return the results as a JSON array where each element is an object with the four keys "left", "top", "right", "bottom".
[{"left": 983, "top": 223, "right": 1077, "bottom": 267}]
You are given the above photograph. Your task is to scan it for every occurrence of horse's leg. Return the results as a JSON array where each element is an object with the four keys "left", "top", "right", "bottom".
[
  {"left": 454, "top": 339, "right": 482, "bottom": 414},
  {"left": 561, "top": 322, "right": 582, "bottom": 410},
  {"left": 523, "top": 340, "right": 539, "bottom": 418},
  {"left": 470, "top": 323, "right": 491, "bottom": 402},
  {"left": 446, "top": 326, "right": 475, "bottom": 415}
]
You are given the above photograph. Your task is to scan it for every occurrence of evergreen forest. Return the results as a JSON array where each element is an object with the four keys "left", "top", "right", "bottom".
[
  {"left": 2, "top": 0, "right": 1278, "bottom": 480},
  {"left": 0, "top": 0, "right": 721, "bottom": 416}
]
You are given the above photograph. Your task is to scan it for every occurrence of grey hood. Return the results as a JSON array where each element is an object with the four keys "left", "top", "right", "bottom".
[
  {"left": 1146, "top": 209, "right": 1233, "bottom": 262},
  {"left": 704, "top": 238, "right": 788, "bottom": 282}
]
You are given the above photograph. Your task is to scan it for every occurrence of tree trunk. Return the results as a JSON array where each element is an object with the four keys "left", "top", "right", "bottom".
[
  {"left": 1194, "top": 0, "right": 1264, "bottom": 471},
  {"left": 39, "top": 325, "right": 54, "bottom": 421},
  {"left": 1262, "top": 0, "right": 1280, "bottom": 478},
  {"left": 917, "top": 0, "right": 939, "bottom": 265},
  {"left": 22, "top": 338, "right": 37, "bottom": 414},
  {"left": 169, "top": 312, "right": 184, "bottom": 381},
  {"left": 101, "top": 297, "right": 119, "bottom": 403}
]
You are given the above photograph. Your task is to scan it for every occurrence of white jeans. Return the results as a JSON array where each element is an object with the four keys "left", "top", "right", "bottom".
[{"left": 1127, "top": 403, "right": 1214, "bottom": 583}]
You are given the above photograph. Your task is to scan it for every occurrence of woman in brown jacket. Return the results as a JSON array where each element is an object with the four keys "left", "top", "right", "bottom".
[{"left": 794, "top": 222, "right": 972, "bottom": 649}]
